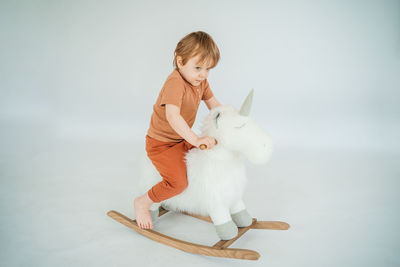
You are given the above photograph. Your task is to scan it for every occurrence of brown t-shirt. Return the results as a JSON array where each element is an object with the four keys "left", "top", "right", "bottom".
[{"left": 147, "top": 69, "right": 214, "bottom": 142}]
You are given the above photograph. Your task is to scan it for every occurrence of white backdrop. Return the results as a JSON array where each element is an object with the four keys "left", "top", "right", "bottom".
[
  {"left": 1, "top": 1, "right": 399, "bottom": 267},
  {"left": 1, "top": 0, "right": 399, "bottom": 150}
]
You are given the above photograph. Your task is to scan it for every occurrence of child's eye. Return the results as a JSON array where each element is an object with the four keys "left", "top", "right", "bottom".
[{"left": 195, "top": 67, "right": 201, "bottom": 70}]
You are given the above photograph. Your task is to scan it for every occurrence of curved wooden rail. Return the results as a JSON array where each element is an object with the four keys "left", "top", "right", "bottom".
[{"left": 107, "top": 207, "right": 290, "bottom": 260}]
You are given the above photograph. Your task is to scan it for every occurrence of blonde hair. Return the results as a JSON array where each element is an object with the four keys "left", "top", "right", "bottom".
[{"left": 173, "top": 31, "right": 220, "bottom": 70}]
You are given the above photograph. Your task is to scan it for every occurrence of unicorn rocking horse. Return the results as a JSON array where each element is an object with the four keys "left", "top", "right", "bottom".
[{"left": 107, "top": 90, "right": 290, "bottom": 260}]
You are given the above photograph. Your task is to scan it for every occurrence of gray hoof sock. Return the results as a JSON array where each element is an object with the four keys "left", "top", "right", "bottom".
[
  {"left": 231, "top": 209, "right": 252, "bottom": 227},
  {"left": 149, "top": 209, "right": 159, "bottom": 223},
  {"left": 215, "top": 220, "right": 238, "bottom": 240}
]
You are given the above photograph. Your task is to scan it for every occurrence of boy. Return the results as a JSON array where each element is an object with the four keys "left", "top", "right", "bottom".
[{"left": 134, "top": 31, "right": 222, "bottom": 229}]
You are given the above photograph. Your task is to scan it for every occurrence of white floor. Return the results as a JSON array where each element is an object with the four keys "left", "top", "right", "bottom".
[{"left": 1, "top": 124, "right": 399, "bottom": 267}]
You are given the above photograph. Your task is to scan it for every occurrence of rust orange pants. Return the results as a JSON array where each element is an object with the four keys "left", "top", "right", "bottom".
[{"left": 145, "top": 135, "right": 195, "bottom": 203}]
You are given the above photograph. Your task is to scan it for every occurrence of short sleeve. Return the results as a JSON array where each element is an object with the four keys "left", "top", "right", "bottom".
[
  {"left": 202, "top": 79, "right": 214, "bottom": 101},
  {"left": 159, "top": 78, "right": 185, "bottom": 108}
]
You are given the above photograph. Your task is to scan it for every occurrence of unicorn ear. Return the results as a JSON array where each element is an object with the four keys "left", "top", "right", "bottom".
[
  {"left": 213, "top": 111, "right": 221, "bottom": 129},
  {"left": 239, "top": 89, "right": 254, "bottom": 116}
]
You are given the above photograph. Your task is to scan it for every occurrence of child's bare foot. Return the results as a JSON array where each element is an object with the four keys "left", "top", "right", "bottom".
[{"left": 134, "top": 193, "right": 154, "bottom": 229}]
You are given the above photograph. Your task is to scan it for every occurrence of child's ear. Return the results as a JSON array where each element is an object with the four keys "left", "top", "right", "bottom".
[{"left": 176, "top": 56, "right": 183, "bottom": 68}]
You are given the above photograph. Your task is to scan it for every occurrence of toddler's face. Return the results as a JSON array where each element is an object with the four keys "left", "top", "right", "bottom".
[{"left": 177, "top": 55, "right": 212, "bottom": 87}]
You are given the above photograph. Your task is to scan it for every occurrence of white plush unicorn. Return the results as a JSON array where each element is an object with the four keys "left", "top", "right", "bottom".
[{"left": 138, "top": 90, "right": 273, "bottom": 240}]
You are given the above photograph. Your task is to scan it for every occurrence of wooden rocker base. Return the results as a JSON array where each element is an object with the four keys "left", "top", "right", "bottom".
[{"left": 107, "top": 207, "right": 289, "bottom": 261}]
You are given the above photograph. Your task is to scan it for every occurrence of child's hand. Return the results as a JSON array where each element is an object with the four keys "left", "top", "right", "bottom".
[{"left": 196, "top": 136, "right": 217, "bottom": 150}]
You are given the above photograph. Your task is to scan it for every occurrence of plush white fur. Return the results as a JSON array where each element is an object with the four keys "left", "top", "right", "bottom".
[{"left": 138, "top": 100, "right": 273, "bottom": 226}]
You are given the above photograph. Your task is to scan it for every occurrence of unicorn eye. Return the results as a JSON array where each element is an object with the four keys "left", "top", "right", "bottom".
[{"left": 234, "top": 123, "right": 246, "bottom": 129}]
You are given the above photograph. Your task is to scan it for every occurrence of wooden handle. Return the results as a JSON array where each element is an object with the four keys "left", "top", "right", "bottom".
[{"left": 199, "top": 139, "right": 217, "bottom": 150}]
